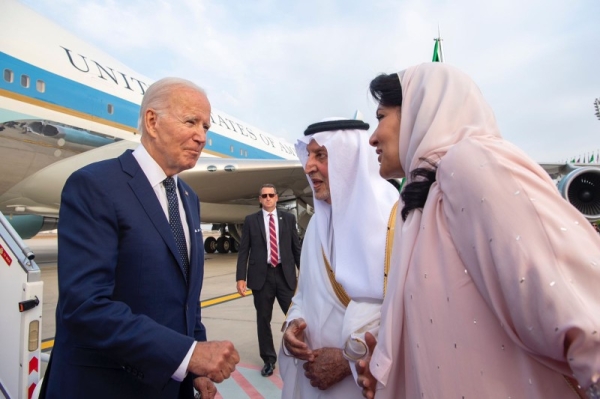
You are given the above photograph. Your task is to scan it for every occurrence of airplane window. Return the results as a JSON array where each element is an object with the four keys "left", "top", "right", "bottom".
[
  {"left": 208, "top": 138, "right": 212, "bottom": 146},
  {"left": 245, "top": 150, "right": 248, "bottom": 157},
  {"left": 230, "top": 145, "right": 234, "bottom": 153},
  {"left": 107, "top": 104, "right": 114, "bottom": 114},
  {"left": 240, "top": 148, "right": 244, "bottom": 156},
  {"left": 3, "top": 69, "right": 13, "bottom": 83},
  {"left": 36, "top": 80, "right": 45, "bottom": 93},
  {"left": 21, "top": 75, "right": 30, "bottom": 88}
]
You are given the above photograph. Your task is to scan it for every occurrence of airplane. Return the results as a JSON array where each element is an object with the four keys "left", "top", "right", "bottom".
[
  {"left": 1, "top": 0, "right": 599, "bottom": 257},
  {"left": 0, "top": 0, "right": 314, "bottom": 253}
]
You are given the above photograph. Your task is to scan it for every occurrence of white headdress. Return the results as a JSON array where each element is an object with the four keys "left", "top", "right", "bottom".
[{"left": 295, "top": 118, "right": 398, "bottom": 301}]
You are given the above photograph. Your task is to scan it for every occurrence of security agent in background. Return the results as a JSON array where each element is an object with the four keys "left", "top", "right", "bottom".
[{"left": 236, "top": 183, "right": 302, "bottom": 377}]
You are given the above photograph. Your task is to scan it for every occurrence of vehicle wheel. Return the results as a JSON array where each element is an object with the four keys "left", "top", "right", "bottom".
[
  {"left": 216, "top": 236, "right": 231, "bottom": 253},
  {"left": 204, "top": 236, "right": 217, "bottom": 253},
  {"left": 229, "top": 237, "right": 239, "bottom": 253}
]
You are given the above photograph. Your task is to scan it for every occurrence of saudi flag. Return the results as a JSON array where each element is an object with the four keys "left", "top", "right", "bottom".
[
  {"left": 432, "top": 39, "right": 441, "bottom": 62},
  {"left": 432, "top": 26, "right": 444, "bottom": 62}
]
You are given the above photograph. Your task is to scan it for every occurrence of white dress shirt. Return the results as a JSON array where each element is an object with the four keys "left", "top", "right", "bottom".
[{"left": 132, "top": 144, "right": 195, "bottom": 381}]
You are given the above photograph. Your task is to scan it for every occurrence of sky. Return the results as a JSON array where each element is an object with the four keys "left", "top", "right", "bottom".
[{"left": 19, "top": 0, "right": 600, "bottom": 162}]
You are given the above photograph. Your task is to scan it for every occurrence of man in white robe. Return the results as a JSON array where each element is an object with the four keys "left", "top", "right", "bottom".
[{"left": 279, "top": 119, "right": 398, "bottom": 398}]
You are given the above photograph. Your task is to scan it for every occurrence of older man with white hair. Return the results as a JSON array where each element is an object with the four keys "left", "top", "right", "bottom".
[
  {"left": 279, "top": 119, "right": 398, "bottom": 398},
  {"left": 40, "top": 78, "right": 239, "bottom": 399}
]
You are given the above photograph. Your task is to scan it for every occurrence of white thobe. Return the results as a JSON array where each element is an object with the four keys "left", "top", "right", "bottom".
[{"left": 279, "top": 219, "right": 363, "bottom": 399}]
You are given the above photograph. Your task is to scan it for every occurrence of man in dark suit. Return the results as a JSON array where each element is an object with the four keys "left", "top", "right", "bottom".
[
  {"left": 236, "top": 184, "right": 301, "bottom": 377},
  {"left": 40, "top": 78, "right": 239, "bottom": 399}
]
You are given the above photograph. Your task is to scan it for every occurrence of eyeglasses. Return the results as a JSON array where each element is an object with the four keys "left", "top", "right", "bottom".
[{"left": 261, "top": 193, "right": 276, "bottom": 198}]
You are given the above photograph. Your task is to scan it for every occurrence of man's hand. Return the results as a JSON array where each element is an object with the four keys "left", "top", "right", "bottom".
[
  {"left": 193, "top": 376, "right": 217, "bottom": 399},
  {"left": 236, "top": 280, "right": 247, "bottom": 296},
  {"left": 302, "top": 347, "right": 350, "bottom": 390},
  {"left": 282, "top": 318, "right": 313, "bottom": 361},
  {"left": 188, "top": 340, "right": 240, "bottom": 383},
  {"left": 356, "top": 332, "right": 378, "bottom": 399}
]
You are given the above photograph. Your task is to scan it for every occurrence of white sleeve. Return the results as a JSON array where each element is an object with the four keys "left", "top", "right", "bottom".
[{"left": 171, "top": 342, "right": 196, "bottom": 381}]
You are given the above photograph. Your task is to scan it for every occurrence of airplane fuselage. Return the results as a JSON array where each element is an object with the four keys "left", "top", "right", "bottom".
[{"left": 0, "top": 0, "right": 305, "bottom": 237}]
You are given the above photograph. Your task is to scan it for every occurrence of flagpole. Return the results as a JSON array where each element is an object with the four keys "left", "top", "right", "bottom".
[
  {"left": 438, "top": 25, "right": 444, "bottom": 62},
  {"left": 432, "top": 25, "right": 445, "bottom": 63}
]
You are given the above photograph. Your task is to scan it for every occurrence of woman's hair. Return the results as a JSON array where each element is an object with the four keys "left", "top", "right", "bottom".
[
  {"left": 400, "top": 159, "right": 438, "bottom": 221},
  {"left": 369, "top": 73, "right": 437, "bottom": 221},
  {"left": 369, "top": 73, "right": 403, "bottom": 107}
]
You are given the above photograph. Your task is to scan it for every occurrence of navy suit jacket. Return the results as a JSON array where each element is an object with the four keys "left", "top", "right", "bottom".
[
  {"left": 236, "top": 210, "right": 301, "bottom": 291},
  {"left": 42, "top": 150, "right": 206, "bottom": 399}
]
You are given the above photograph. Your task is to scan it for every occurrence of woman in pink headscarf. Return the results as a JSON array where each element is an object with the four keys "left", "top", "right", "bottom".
[{"left": 356, "top": 62, "right": 600, "bottom": 399}]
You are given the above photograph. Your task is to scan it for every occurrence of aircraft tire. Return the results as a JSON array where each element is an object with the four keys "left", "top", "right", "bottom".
[
  {"left": 216, "top": 236, "right": 231, "bottom": 253},
  {"left": 229, "top": 237, "right": 239, "bottom": 253},
  {"left": 204, "top": 236, "right": 217, "bottom": 253}
]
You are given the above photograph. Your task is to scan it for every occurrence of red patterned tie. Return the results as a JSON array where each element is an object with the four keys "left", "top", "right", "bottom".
[{"left": 269, "top": 213, "right": 278, "bottom": 267}]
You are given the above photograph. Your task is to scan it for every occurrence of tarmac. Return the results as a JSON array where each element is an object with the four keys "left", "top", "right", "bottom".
[{"left": 30, "top": 235, "right": 286, "bottom": 399}]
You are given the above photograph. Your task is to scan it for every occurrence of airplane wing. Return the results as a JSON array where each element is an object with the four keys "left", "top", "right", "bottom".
[
  {"left": 180, "top": 158, "right": 310, "bottom": 206},
  {"left": 0, "top": 140, "right": 311, "bottom": 224},
  {"left": 538, "top": 162, "right": 579, "bottom": 180}
]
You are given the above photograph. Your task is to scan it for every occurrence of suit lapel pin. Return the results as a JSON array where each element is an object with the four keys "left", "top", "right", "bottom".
[{"left": 185, "top": 191, "right": 189, "bottom": 196}]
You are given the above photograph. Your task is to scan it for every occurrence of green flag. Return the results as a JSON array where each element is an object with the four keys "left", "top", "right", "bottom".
[{"left": 432, "top": 40, "right": 441, "bottom": 62}]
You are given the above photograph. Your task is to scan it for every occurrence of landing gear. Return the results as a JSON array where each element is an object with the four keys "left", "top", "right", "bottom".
[
  {"left": 229, "top": 237, "right": 239, "bottom": 253},
  {"left": 203, "top": 224, "right": 241, "bottom": 254},
  {"left": 216, "top": 236, "right": 231, "bottom": 253},
  {"left": 204, "top": 236, "right": 217, "bottom": 253}
]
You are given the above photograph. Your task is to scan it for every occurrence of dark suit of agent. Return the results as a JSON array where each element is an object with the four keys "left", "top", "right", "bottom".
[
  {"left": 40, "top": 78, "right": 239, "bottom": 399},
  {"left": 236, "top": 184, "right": 301, "bottom": 377}
]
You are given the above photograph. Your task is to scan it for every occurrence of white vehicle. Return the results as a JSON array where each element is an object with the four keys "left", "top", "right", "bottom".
[{"left": 0, "top": 211, "right": 43, "bottom": 399}]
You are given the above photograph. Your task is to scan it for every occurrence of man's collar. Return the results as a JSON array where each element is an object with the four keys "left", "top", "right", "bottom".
[
  {"left": 133, "top": 144, "right": 177, "bottom": 187},
  {"left": 262, "top": 208, "right": 277, "bottom": 217}
]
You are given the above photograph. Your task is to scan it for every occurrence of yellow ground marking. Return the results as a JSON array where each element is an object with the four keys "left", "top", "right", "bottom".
[{"left": 40, "top": 290, "right": 253, "bottom": 351}]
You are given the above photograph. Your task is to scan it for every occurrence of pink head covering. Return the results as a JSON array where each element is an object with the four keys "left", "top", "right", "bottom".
[{"left": 398, "top": 63, "right": 502, "bottom": 178}]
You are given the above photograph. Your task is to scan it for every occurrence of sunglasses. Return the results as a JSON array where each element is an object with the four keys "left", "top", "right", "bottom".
[{"left": 261, "top": 193, "right": 276, "bottom": 198}]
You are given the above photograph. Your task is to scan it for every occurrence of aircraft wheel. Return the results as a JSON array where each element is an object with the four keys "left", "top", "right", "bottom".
[
  {"left": 216, "top": 236, "right": 231, "bottom": 253},
  {"left": 204, "top": 236, "right": 217, "bottom": 253},
  {"left": 229, "top": 237, "right": 239, "bottom": 253}
]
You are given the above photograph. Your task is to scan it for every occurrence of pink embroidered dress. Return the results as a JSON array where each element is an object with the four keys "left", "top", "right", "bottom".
[{"left": 370, "top": 63, "right": 600, "bottom": 399}]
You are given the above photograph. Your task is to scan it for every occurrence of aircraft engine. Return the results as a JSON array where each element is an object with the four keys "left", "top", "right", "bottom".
[
  {"left": 5, "top": 215, "right": 58, "bottom": 239},
  {"left": 557, "top": 166, "right": 600, "bottom": 222}
]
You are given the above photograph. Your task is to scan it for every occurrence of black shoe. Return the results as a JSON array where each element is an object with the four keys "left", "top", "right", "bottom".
[{"left": 261, "top": 362, "right": 274, "bottom": 377}]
